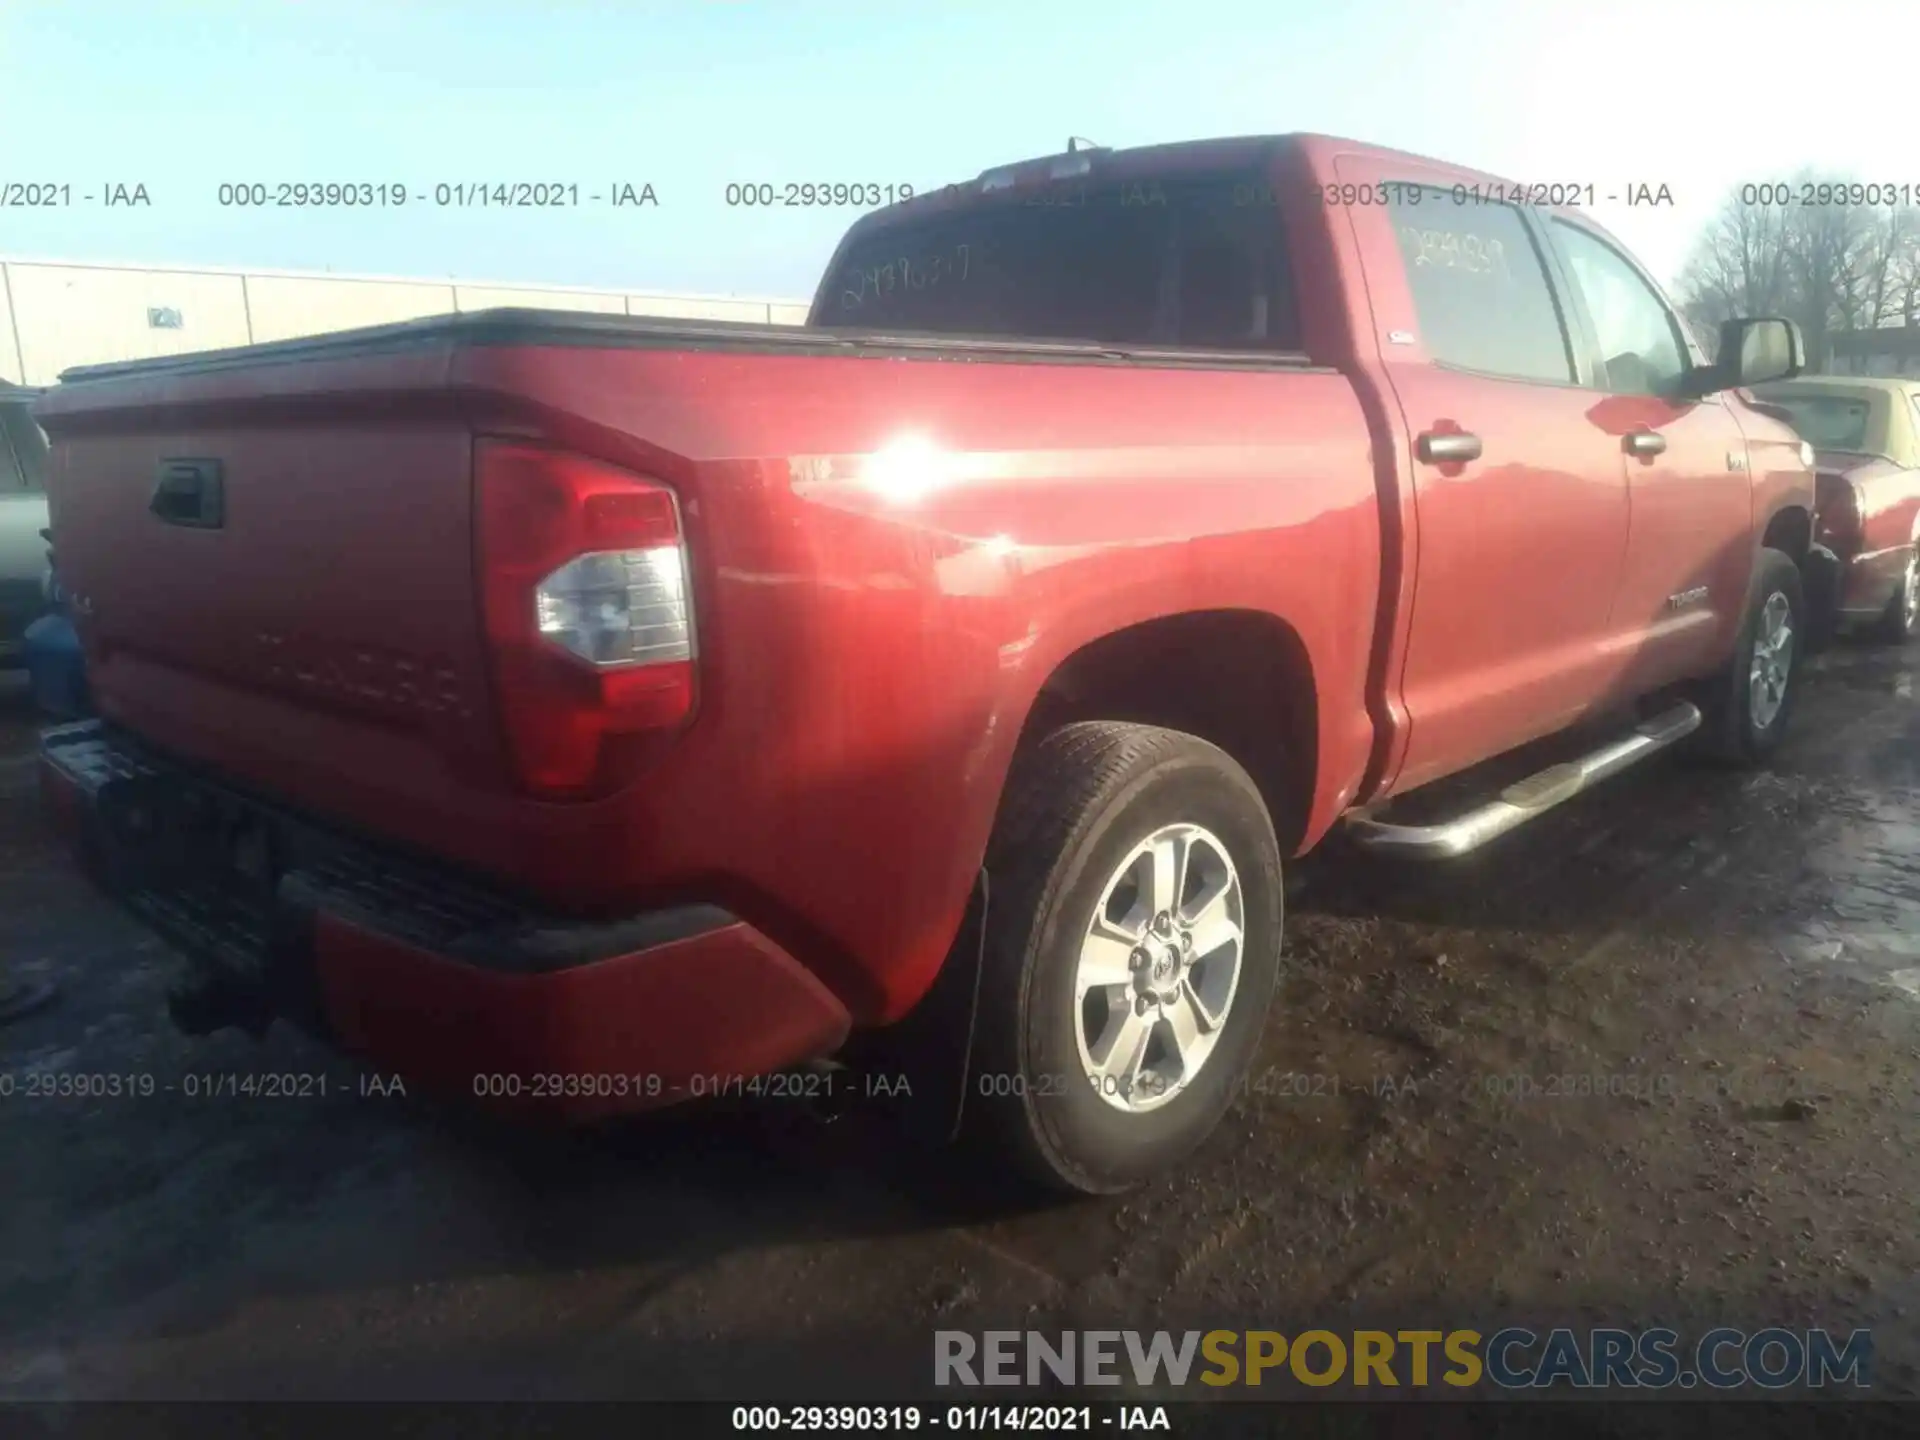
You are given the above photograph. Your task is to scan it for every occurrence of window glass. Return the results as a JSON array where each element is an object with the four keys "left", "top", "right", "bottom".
[
  {"left": 1760, "top": 392, "right": 1873, "bottom": 452},
  {"left": 0, "top": 412, "right": 29, "bottom": 493},
  {"left": 817, "top": 170, "right": 1300, "bottom": 351},
  {"left": 1385, "top": 189, "right": 1573, "bottom": 383},
  {"left": 1551, "top": 221, "right": 1688, "bottom": 396}
]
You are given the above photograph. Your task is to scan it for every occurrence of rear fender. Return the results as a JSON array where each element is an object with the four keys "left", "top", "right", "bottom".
[{"left": 843, "top": 868, "right": 989, "bottom": 1146}]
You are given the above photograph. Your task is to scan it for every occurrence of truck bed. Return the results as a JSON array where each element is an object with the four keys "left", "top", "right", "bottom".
[
  {"left": 55, "top": 307, "right": 1321, "bottom": 383},
  {"left": 36, "top": 306, "right": 1375, "bottom": 1022}
]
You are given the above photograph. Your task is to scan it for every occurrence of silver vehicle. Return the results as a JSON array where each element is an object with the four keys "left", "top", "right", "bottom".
[{"left": 0, "top": 382, "right": 51, "bottom": 666}]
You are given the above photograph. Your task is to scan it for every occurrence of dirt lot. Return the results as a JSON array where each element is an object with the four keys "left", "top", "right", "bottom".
[{"left": 2, "top": 641, "right": 1918, "bottom": 1409}]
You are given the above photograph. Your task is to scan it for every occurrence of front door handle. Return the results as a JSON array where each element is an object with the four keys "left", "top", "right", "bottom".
[
  {"left": 1624, "top": 430, "right": 1668, "bottom": 457},
  {"left": 1416, "top": 430, "right": 1482, "bottom": 465}
]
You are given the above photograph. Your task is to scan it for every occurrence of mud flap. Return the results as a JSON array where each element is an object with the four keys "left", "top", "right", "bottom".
[
  {"left": 841, "top": 869, "right": 988, "bottom": 1146},
  {"left": 1802, "top": 542, "right": 1842, "bottom": 652}
]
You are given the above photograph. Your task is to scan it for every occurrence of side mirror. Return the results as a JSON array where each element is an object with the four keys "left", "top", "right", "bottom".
[{"left": 1689, "top": 317, "right": 1805, "bottom": 395}]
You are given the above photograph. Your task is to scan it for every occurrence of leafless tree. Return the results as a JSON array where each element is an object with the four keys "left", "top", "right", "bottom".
[{"left": 1675, "top": 170, "right": 1920, "bottom": 371}]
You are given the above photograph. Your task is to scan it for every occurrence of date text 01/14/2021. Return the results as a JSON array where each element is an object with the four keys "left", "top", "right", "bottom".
[
  {"left": 212, "top": 181, "right": 659, "bottom": 208},
  {"left": 729, "top": 1404, "right": 1172, "bottom": 1432},
  {"left": 1300, "top": 180, "right": 1676, "bottom": 208},
  {"left": 0, "top": 1070, "right": 406, "bottom": 1100},
  {"left": 468, "top": 1069, "right": 915, "bottom": 1103},
  {"left": 966, "top": 1066, "right": 1782, "bottom": 1108},
  {"left": 0, "top": 181, "right": 150, "bottom": 207}
]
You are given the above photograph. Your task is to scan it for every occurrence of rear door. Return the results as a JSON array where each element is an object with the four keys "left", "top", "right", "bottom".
[
  {"left": 1334, "top": 157, "right": 1632, "bottom": 794},
  {"left": 1542, "top": 216, "right": 1755, "bottom": 690}
]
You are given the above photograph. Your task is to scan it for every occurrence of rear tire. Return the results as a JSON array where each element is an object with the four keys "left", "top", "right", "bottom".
[
  {"left": 1870, "top": 546, "right": 1919, "bottom": 645},
  {"left": 964, "top": 722, "right": 1283, "bottom": 1195},
  {"left": 1691, "top": 547, "right": 1805, "bottom": 768}
]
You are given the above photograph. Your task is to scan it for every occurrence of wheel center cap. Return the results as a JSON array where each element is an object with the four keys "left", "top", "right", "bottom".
[{"left": 1149, "top": 939, "right": 1181, "bottom": 984}]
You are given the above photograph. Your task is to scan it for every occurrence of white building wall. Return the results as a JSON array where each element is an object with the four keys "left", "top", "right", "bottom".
[
  {"left": 245, "top": 273, "right": 457, "bottom": 345},
  {"left": 0, "top": 272, "right": 22, "bottom": 386},
  {"left": 454, "top": 285, "right": 625, "bottom": 316},
  {"left": 7, "top": 264, "right": 254, "bottom": 385},
  {"left": 0, "top": 257, "right": 813, "bottom": 385}
]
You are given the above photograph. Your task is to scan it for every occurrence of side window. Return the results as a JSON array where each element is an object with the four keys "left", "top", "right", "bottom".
[
  {"left": 0, "top": 417, "right": 27, "bottom": 494},
  {"left": 1550, "top": 221, "right": 1688, "bottom": 397},
  {"left": 1171, "top": 186, "right": 1301, "bottom": 352},
  {"left": 0, "top": 409, "right": 46, "bottom": 493},
  {"left": 1385, "top": 188, "right": 1574, "bottom": 383}
]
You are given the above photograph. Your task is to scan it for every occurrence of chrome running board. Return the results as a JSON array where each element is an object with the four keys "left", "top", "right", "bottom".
[{"left": 1344, "top": 701, "right": 1703, "bottom": 860}]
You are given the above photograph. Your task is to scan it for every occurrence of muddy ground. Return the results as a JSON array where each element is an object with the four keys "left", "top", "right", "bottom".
[{"left": 1, "top": 639, "right": 1917, "bottom": 1417}]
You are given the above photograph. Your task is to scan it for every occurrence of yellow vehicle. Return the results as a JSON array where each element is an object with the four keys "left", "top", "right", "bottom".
[{"left": 1751, "top": 376, "right": 1920, "bottom": 642}]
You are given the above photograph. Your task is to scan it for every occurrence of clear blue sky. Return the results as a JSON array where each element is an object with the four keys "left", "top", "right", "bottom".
[{"left": 3, "top": 0, "right": 1911, "bottom": 297}]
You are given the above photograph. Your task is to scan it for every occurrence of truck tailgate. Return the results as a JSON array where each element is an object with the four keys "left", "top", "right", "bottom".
[{"left": 43, "top": 391, "right": 510, "bottom": 828}]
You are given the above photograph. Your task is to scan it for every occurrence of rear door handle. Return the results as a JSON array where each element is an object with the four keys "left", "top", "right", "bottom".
[
  {"left": 1624, "top": 430, "right": 1668, "bottom": 457},
  {"left": 1416, "top": 430, "right": 1482, "bottom": 465}
]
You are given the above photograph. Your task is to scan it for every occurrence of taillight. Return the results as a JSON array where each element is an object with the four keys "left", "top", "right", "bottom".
[{"left": 476, "top": 441, "right": 696, "bottom": 799}]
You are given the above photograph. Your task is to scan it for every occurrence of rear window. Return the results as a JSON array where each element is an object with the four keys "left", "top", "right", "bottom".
[
  {"left": 814, "top": 169, "right": 1300, "bottom": 352},
  {"left": 1760, "top": 392, "right": 1874, "bottom": 452}
]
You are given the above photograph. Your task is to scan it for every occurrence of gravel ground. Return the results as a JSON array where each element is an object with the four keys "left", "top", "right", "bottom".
[{"left": 1, "top": 642, "right": 1917, "bottom": 1414}]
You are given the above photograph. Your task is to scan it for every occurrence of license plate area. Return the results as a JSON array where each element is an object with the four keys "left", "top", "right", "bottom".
[
  {"left": 198, "top": 792, "right": 282, "bottom": 896},
  {"left": 54, "top": 721, "right": 540, "bottom": 983},
  {"left": 101, "top": 776, "right": 281, "bottom": 891},
  {"left": 96, "top": 774, "right": 286, "bottom": 978}
]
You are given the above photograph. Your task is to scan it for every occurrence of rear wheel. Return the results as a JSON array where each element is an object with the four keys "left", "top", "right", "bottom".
[
  {"left": 1870, "top": 546, "right": 1919, "bottom": 644},
  {"left": 964, "top": 722, "right": 1283, "bottom": 1194},
  {"left": 1691, "top": 547, "right": 1805, "bottom": 767}
]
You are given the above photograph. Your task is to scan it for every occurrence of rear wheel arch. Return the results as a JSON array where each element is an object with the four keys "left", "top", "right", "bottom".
[
  {"left": 863, "top": 611, "right": 1317, "bottom": 1157},
  {"left": 1002, "top": 609, "right": 1320, "bottom": 855},
  {"left": 1760, "top": 504, "right": 1811, "bottom": 565}
]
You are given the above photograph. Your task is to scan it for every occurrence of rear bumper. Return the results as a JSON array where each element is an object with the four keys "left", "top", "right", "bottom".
[
  {"left": 37, "top": 720, "right": 852, "bottom": 1120},
  {"left": 1836, "top": 544, "right": 1909, "bottom": 619}
]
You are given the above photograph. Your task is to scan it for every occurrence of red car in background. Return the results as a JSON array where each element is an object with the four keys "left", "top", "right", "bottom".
[{"left": 1753, "top": 377, "right": 1920, "bottom": 643}]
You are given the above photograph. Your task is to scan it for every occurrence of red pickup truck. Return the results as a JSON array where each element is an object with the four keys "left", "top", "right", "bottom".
[{"left": 37, "top": 133, "right": 1816, "bottom": 1195}]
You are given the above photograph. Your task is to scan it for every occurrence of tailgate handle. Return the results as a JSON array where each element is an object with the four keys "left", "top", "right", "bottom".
[{"left": 152, "top": 458, "right": 225, "bottom": 528}]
